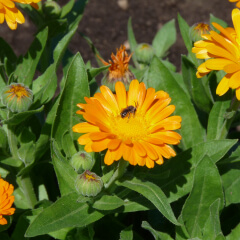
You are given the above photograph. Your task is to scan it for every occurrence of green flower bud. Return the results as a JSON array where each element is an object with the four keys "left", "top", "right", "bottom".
[
  {"left": 1, "top": 83, "right": 33, "bottom": 113},
  {"left": 70, "top": 151, "right": 94, "bottom": 173},
  {"left": 135, "top": 43, "right": 155, "bottom": 65},
  {"left": 190, "top": 23, "right": 211, "bottom": 42},
  {"left": 75, "top": 170, "right": 103, "bottom": 197},
  {"left": 42, "top": 1, "right": 61, "bottom": 19}
]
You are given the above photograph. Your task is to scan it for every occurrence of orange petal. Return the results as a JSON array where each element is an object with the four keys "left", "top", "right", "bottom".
[
  {"left": 72, "top": 122, "right": 99, "bottom": 133},
  {"left": 91, "top": 138, "right": 110, "bottom": 152},
  {"left": 115, "top": 81, "right": 127, "bottom": 110},
  {"left": 127, "top": 79, "right": 139, "bottom": 106},
  {"left": 108, "top": 138, "right": 122, "bottom": 150}
]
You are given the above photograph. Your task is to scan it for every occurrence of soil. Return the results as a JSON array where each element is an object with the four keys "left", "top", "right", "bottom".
[{"left": 0, "top": 0, "right": 235, "bottom": 72}]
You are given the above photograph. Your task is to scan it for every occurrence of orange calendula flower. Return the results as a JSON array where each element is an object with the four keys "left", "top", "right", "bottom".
[
  {"left": 98, "top": 45, "right": 135, "bottom": 91},
  {"left": 72, "top": 80, "right": 182, "bottom": 168},
  {"left": 192, "top": 8, "right": 240, "bottom": 100},
  {"left": 0, "top": 177, "right": 15, "bottom": 225},
  {"left": 229, "top": 0, "right": 240, "bottom": 8},
  {"left": 0, "top": 0, "right": 41, "bottom": 30}
]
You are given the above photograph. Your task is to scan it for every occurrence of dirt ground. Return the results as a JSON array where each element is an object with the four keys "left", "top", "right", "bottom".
[{"left": 0, "top": 0, "right": 235, "bottom": 71}]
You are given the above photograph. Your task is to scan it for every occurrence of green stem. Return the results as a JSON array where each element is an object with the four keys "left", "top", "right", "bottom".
[
  {"left": 105, "top": 159, "right": 129, "bottom": 192},
  {"left": 18, "top": 174, "right": 37, "bottom": 209}
]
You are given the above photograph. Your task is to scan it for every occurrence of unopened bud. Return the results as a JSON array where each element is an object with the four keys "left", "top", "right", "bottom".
[
  {"left": 42, "top": 1, "right": 61, "bottom": 19},
  {"left": 190, "top": 23, "right": 211, "bottom": 42},
  {"left": 135, "top": 43, "right": 155, "bottom": 65},
  {"left": 70, "top": 151, "right": 94, "bottom": 173},
  {"left": 75, "top": 170, "right": 103, "bottom": 197}
]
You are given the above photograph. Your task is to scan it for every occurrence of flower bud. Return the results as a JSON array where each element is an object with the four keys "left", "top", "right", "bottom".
[
  {"left": 70, "top": 151, "right": 94, "bottom": 173},
  {"left": 42, "top": 1, "right": 61, "bottom": 19},
  {"left": 135, "top": 43, "right": 155, "bottom": 65},
  {"left": 190, "top": 23, "right": 211, "bottom": 42},
  {"left": 1, "top": 83, "right": 33, "bottom": 113},
  {"left": 75, "top": 170, "right": 103, "bottom": 197}
]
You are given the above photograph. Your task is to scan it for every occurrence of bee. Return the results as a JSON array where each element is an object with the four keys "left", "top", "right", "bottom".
[{"left": 120, "top": 104, "right": 137, "bottom": 119}]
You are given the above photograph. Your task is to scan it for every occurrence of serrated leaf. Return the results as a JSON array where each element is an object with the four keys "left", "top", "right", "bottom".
[
  {"left": 120, "top": 225, "right": 133, "bottom": 240},
  {"left": 51, "top": 53, "right": 89, "bottom": 152},
  {"left": 0, "top": 106, "right": 44, "bottom": 125},
  {"left": 93, "top": 195, "right": 124, "bottom": 211},
  {"left": 148, "top": 57, "right": 205, "bottom": 149},
  {"left": 116, "top": 177, "right": 180, "bottom": 226},
  {"left": 142, "top": 221, "right": 173, "bottom": 240},
  {"left": 181, "top": 155, "right": 224, "bottom": 238},
  {"left": 15, "top": 27, "right": 48, "bottom": 86},
  {"left": 152, "top": 19, "right": 176, "bottom": 58},
  {"left": 25, "top": 192, "right": 104, "bottom": 237},
  {"left": 181, "top": 55, "right": 212, "bottom": 113}
]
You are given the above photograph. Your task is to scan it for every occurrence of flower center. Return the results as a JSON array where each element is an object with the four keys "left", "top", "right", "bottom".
[{"left": 110, "top": 113, "right": 149, "bottom": 141}]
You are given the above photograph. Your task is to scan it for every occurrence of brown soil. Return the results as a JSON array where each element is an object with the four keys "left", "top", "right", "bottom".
[{"left": 0, "top": 0, "right": 235, "bottom": 71}]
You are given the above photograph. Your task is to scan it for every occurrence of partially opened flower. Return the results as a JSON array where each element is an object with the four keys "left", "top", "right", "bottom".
[
  {"left": 98, "top": 45, "right": 135, "bottom": 91},
  {"left": 73, "top": 80, "right": 182, "bottom": 168},
  {"left": 0, "top": 0, "right": 41, "bottom": 30},
  {"left": 192, "top": 8, "right": 240, "bottom": 100},
  {"left": 229, "top": 0, "right": 240, "bottom": 8},
  {"left": 0, "top": 177, "right": 15, "bottom": 225},
  {"left": 190, "top": 23, "right": 211, "bottom": 41}
]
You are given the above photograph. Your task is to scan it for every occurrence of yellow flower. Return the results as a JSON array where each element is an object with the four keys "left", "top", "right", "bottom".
[
  {"left": 72, "top": 80, "right": 182, "bottom": 168},
  {"left": 98, "top": 45, "right": 135, "bottom": 91},
  {"left": 0, "top": 0, "right": 41, "bottom": 30},
  {"left": 0, "top": 177, "right": 15, "bottom": 225},
  {"left": 229, "top": 0, "right": 240, "bottom": 8},
  {"left": 192, "top": 8, "right": 240, "bottom": 100}
]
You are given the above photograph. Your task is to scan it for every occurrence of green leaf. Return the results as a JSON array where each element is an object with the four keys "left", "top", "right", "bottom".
[
  {"left": 157, "top": 139, "right": 237, "bottom": 203},
  {"left": 32, "top": 15, "right": 81, "bottom": 106},
  {"left": 226, "top": 223, "right": 240, "bottom": 240},
  {"left": 120, "top": 225, "right": 133, "bottom": 240},
  {"left": 202, "top": 199, "right": 223, "bottom": 240},
  {"left": 116, "top": 177, "right": 180, "bottom": 226},
  {"left": 87, "top": 65, "right": 110, "bottom": 81},
  {"left": 60, "top": 0, "right": 75, "bottom": 17},
  {"left": 210, "top": 14, "right": 228, "bottom": 29},
  {"left": 0, "top": 106, "right": 44, "bottom": 125},
  {"left": 207, "top": 93, "right": 232, "bottom": 140},
  {"left": 51, "top": 139, "right": 78, "bottom": 196},
  {"left": 181, "top": 55, "right": 212, "bottom": 113},
  {"left": 148, "top": 57, "right": 205, "bottom": 149},
  {"left": 152, "top": 19, "right": 176, "bottom": 58},
  {"left": 25, "top": 192, "right": 104, "bottom": 237},
  {"left": 177, "top": 14, "right": 197, "bottom": 65},
  {"left": 92, "top": 195, "right": 124, "bottom": 211},
  {"left": 15, "top": 27, "right": 48, "bottom": 86},
  {"left": 181, "top": 155, "right": 224, "bottom": 238},
  {"left": 127, "top": 18, "right": 138, "bottom": 66},
  {"left": 17, "top": 141, "right": 35, "bottom": 165},
  {"left": 142, "top": 221, "right": 174, "bottom": 240},
  {"left": 51, "top": 53, "right": 89, "bottom": 152}
]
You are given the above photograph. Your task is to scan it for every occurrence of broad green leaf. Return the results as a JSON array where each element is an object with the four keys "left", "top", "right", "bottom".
[
  {"left": 32, "top": 15, "right": 81, "bottom": 106},
  {"left": 120, "top": 225, "right": 133, "bottom": 240},
  {"left": 15, "top": 27, "right": 48, "bottom": 86},
  {"left": 116, "top": 177, "right": 180, "bottom": 226},
  {"left": 152, "top": 19, "right": 176, "bottom": 58},
  {"left": 181, "top": 55, "right": 212, "bottom": 113},
  {"left": 226, "top": 223, "right": 240, "bottom": 240},
  {"left": 181, "top": 155, "right": 224, "bottom": 238},
  {"left": 156, "top": 139, "right": 237, "bottom": 203},
  {"left": 210, "top": 14, "right": 228, "bottom": 30},
  {"left": 148, "top": 57, "right": 205, "bottom": 149},
  {"left": 92, "top": 195, "right": 124, "bottom": 211},
  {"left": 127, "top": 18, "right": 138, "bottom": 67},
  {"left": 51, "top": 53, "right": 89, "bottom": 152},
  {"left": 142, "top": 221, "right": 174, "bottom": 240},
  {"left": 0, "top": 106, "right": 44, "bottom": 125},
  {"left": 25, "top": 192, "right": 104, "bottom": 237},
  {"left": 203, "top": 199, "right": 223, "bottom": 239},
  {"left": 207, "top": 93, "right": 232, "bottom": 140},
  {"left": 51, "top": 140, "right": 77, "bottom": 196},
  {"left": 17, "top": 141, "right": 35, "bottom": 165}
]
